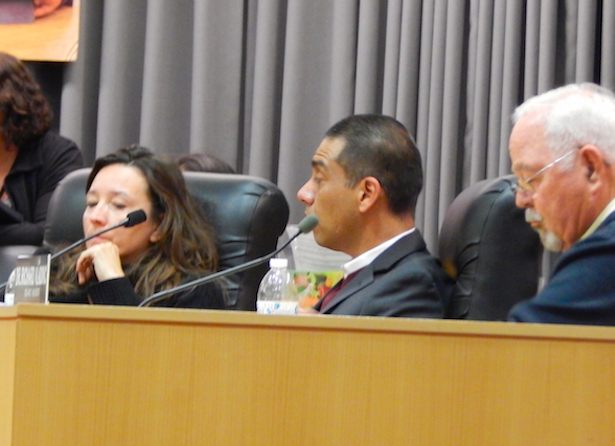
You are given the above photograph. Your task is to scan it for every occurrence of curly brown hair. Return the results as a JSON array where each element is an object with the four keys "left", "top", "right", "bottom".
[{"left": 0, "top": 52, "right": 52, "bottom": 147}]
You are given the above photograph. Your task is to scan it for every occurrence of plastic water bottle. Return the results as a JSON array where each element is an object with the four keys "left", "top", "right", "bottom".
[{"left": 256, "top": 258, "right": 298, "bottom": 315}]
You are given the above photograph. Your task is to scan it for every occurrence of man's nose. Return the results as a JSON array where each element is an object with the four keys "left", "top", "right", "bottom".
[
  {"left": 514, "top": 190, "right": 533, "bottom": 209},
  {"left": 297, "top": 182, "right": 314, "bottom": 205}
]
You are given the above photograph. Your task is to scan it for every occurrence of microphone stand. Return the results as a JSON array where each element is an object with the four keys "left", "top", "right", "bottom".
[
  {"left": 50, "top": 216, "right": 131, "bottom": 261},
  {"left": 0, "top": 210, "right": 146, "bottom": 295},
  {"left": 139, "top": 227, "right": 308, "bottom": 307}
]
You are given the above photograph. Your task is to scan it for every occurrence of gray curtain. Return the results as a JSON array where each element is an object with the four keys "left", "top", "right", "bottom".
[{"left": 47, "top": 0, "right": 613, "bottom": 252}]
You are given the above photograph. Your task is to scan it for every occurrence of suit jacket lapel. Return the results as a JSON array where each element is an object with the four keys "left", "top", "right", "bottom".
[
  {"left": 321, "top": 231, "right": 427, "bottom": 313},
  {"left": 322, "top": 266, "right": 374, "bottom": 312}
]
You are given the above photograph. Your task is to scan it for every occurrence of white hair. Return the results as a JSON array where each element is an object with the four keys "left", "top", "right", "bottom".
[{"left": 512, "top": 83, "right": 615, "bottom": 169}]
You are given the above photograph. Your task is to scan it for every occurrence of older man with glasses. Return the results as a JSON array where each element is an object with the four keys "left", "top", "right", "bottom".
[{"left": 507, "top": 83, "right": 615, "bottom": 326}]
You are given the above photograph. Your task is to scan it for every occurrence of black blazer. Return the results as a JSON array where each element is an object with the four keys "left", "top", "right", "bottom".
[
  {"left": 313, "top": 231, "right": 454, "bottom": 318},
  {"left": 0, "top": 132, "right": 82, "bottom": 246}
]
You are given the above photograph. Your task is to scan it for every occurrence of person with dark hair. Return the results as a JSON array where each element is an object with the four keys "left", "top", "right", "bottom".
[
  {"left": 0, "top": 51, "right": 83, "bottom": 246},
  {"left": 49, "top": 145, "right": 226, "bottom": 309},
  {"left": 297, "top": 114, "right": 454, "bottom": 317},
  {"left": 175, "top": 153, "right": 236, "bottom": 174}
]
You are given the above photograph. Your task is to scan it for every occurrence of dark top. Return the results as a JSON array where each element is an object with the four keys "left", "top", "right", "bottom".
[
  {"left": 49, "top": 277, "right": 227, "bottom": 310},
  {"left": 508, "top": 212, "right": 615, "bottom": 326},
  {"left": 313, "top": 231, "right": 454, "bottom": 318},
  {"left": 0, "top": 131, "right": 83, "bottom": 246}
]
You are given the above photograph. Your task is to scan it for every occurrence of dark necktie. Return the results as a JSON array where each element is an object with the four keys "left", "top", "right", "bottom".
[{"left": 319, "top": 269, "right": 361, "bottom": 312}]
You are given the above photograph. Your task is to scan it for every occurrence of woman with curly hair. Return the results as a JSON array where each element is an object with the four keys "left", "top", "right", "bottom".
[
  {"left": 0, "top": 51, "right": 83, "bottom": 245},
  {"left": 49, "top": 145, "right": 226, "bottom": 309}
]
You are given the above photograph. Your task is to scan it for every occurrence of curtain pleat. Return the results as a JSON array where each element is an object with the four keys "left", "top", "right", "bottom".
[
  {"left": 537, "top": 0, "right": 559, "bottom": 93},
  {"left": 467, "top": 0, "right": 493, "bottom": 183},
  {"left": 381, "top": 0, "right": 403, "bottom": 115},
  {"left": 498, "top": 0, "right": 524, "bottom": 174},
  {"left": 49, "top": 0, "right": 613, "bottom": 252},
  {"left": 355, "top": 0, "right": 385, "bottom": 112},
  {"left": 190, "top": 0, "right": 245, "bottom": 168},
  {"left": 437, "top": 0, "right": 466, "bottom": 229},
  {"left": 95, "top": 0, "right": 147, "bottom": 157},
  {"left": 247, "top": 0, "right": 285, "bottom": 177},
  {"left": 60, "top": 0, "right": 104, "bottom": 165},
  {"left": 395, "top": 0, "right": 422, "bottom": 136},
  {"left": 139, "top": 0, "right": 193, "bottom": 156},
  {"left": 413, "top": 0, "right": 436, "bottom": 235},
  {"left": 602, "top": 1, "right": 615, "bottom": 90},
  {"left": 574, "top": 0, "right": 596, "bottom": 82}
]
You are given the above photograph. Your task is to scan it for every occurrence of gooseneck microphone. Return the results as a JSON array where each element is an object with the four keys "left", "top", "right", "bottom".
[
  {"left": 49, "top": 209, "right": 148, "bottom": 261},
  {"left": 0, "top": 210, "right": 147, "bottom": 294},
  {"left": 138, "top": 213, "right": 319, "bottom": 307}
]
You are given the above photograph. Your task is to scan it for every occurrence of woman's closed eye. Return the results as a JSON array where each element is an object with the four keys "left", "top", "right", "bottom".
[{"left": 111, "top": 202, "right": 127, "bottom": 210}]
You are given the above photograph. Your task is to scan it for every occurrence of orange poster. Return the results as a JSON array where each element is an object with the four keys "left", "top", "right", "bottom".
[{"left": 0, "top": 0, "right": 80, "bottom": 61}]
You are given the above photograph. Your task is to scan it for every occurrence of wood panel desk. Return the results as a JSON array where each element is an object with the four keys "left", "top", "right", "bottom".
[{"left": 1, "top": 304, "right": 614, "bottom": 445}]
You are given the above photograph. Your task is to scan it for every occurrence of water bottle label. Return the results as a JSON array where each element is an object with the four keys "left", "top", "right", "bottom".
[{"left": 256, "top": 300, "right": 298, "bottom": 315}]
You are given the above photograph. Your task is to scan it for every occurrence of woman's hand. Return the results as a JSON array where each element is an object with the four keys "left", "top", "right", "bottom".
[{"left": 76, "top": 242, "right": 125, "bottom": 285}]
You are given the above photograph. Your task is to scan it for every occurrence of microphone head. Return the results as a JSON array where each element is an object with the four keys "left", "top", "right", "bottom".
[
  {"left": 125, "top": 210, "right": 147, "bottom": 227},
  {"left": 297, "top": 214, "right": 319, "bottom": 234}
]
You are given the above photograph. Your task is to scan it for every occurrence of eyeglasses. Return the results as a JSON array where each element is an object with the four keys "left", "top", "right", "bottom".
[{"left": 511, "top": 149, "right": 577, "bottom": 196}]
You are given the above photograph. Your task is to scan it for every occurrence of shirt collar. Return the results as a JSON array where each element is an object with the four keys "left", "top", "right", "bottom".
[
  {"left": 580, "top": 197, "right": 615, "bottom": 240},
  {"left": 341, "top": 228, "right": 416, "bottom": 277}
]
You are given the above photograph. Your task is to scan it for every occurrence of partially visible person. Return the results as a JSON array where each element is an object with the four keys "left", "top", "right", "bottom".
[
  {"left": 176, "top": 153, "right": 235, "bottom": 174},
  {"left": 0, "top": 51, "right": 83, "bottom": 246},
  {"left": 49, "top": 145, "right": 226, "bottom": 309},
  {"left": 34, "top": 0, "right": 73, "bottom": 19},
  {"left": 508, "top": 83, "right": 615, "bottom": 325},
  {"left": 296, "top": 114, "right": 454, "bottom": 318}
]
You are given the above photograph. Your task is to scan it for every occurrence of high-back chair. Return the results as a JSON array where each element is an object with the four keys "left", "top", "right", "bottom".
[
  {"left": 438, "top": 175, "right": 543, "bottom": 320},
  {"left": 44, "top": 168, "right": 290, "bottom": 311}
]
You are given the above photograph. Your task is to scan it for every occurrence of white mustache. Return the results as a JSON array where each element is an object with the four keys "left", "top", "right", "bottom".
[
  {"left": 525, "top": 207, "right": 543, "bottom": 223},
  {"left": 524, "top": 208, "right": 563, "bottom": 252}
]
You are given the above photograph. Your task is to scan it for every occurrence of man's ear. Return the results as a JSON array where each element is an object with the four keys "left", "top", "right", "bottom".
[
  {"left": 580, "top": 145, "right": 607, "bottom": 183},
  {"left": 357, "top": 176, "right": 382, "bottom": 213}
]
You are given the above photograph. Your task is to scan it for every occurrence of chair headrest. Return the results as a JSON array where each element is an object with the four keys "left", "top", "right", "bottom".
[{"left": 439, "top": 175, "right": 542, "bottom": 320}]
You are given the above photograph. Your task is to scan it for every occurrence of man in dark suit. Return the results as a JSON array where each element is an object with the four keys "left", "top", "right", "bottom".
[
  {"left": 508, "top": 83, "right": 615, "bottom": 325},
  {"left": 296, "top": 114, "right": 454, "bottom": 317}
]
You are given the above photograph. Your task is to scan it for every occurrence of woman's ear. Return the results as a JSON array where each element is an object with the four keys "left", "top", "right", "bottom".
[
  {"left": 149, "top": 228, "right": 162, "bottom": 243},
  {"left": 149, "top": 214, "right": 164, "bottom": 243}
]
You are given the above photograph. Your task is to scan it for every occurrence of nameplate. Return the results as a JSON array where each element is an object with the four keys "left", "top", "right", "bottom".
[{"left": 4, "top": 253, "right": 51, "bottom": 305}]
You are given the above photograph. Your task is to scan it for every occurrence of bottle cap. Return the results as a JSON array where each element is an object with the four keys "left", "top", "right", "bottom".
[{"left": 269, "top": 258, "right": 288, "bottom": 268}]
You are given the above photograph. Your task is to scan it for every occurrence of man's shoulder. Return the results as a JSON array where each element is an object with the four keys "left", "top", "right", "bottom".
[
  {"left": 376, "top": 232, "right": 446, "bottom": 276},
  {"left": 374, "top": 231, "right": 425, "bottom": 263},
  {"left": 570, "top": 214, "right": 615, "bottom": 254}
]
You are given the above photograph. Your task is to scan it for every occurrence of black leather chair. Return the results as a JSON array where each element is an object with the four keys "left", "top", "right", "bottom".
[
  {"left": 0, "top": 245, "right": 40, "bottom": 285},
  {"left": 44, "top": 168, "right": 290, "bottom": 311},
  {"left": 438, "top": 175, "right": 543, "bottom": 320}
]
